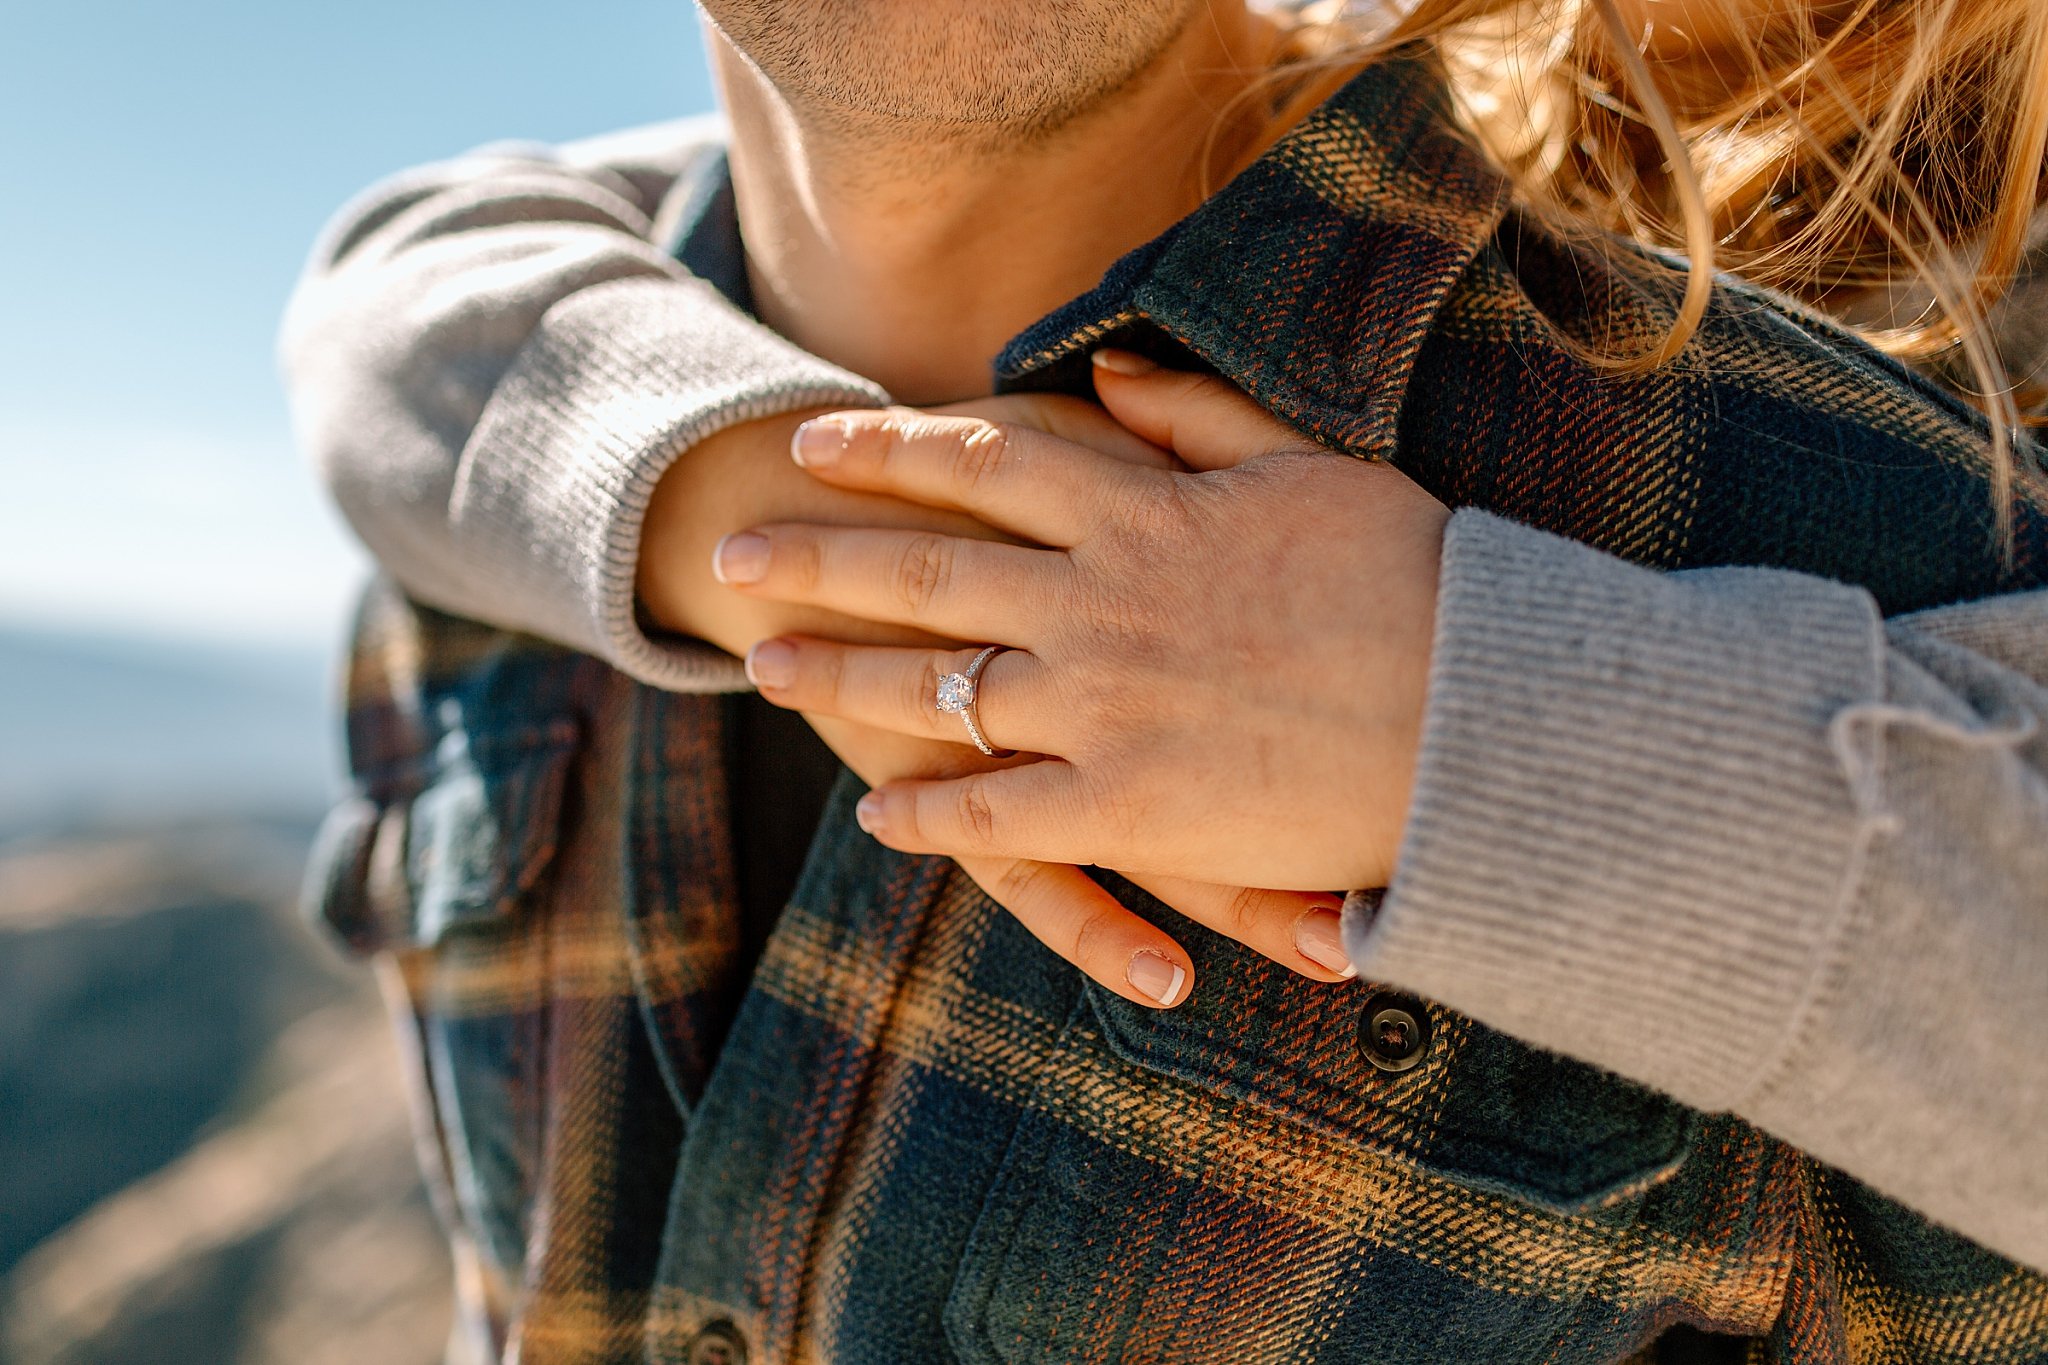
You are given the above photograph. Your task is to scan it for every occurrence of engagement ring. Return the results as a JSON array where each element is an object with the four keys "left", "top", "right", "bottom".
[{"left": 936, "top": 645, "right": 1013, "bottom": 757}]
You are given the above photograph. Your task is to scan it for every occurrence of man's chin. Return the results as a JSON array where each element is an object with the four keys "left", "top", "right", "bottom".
[{"left": 701, "top": 0, "right": 1207, "bottom": 141}]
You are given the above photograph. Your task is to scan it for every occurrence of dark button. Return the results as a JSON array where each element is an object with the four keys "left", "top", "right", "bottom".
[
  {"left": 686, "top": 1319, "right": 747, "bottom": 1365},
  {"left": 1357, "top": 992, "right": 1432, "bottom": 1073}
]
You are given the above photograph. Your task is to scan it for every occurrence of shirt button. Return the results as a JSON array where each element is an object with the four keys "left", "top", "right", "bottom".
[
  {"left": 1358, "top": 992, "right": 1432, "bottom": 1073},
  {"left": 686, "top": 1320, "right": 748, "bottom": 1365}
]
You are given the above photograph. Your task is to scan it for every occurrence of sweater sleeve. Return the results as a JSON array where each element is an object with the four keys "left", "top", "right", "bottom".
[
  {"left": 278, "top": 118, "right": 889, "bottom": 691},
  {"left": 1349, "top": 508, "right": 2048, "bottom": 1273}
]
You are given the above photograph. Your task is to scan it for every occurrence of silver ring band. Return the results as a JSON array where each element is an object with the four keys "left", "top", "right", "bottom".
[{"left": 935, "top": 645, "right": 1015, "bottom": 757}]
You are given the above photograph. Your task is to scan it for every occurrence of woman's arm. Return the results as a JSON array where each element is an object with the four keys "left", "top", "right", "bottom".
[
  {"left": 278, "top": 119, "right": 887, "bottom": 690},
  {"left": 282, "top": 140, "right": 1359, "bottom": 999},
  {"left": 1361, "top": 510, "right": 2048, "bottom": 1271}
]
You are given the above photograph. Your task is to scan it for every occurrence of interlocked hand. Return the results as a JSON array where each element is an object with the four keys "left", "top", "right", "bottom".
[
  {"left": 644, "top": 391, "right": 1356, "bottom": 1008},
  {"left": 717, "top": 354, "right": 1451, "bottom": 1002}
]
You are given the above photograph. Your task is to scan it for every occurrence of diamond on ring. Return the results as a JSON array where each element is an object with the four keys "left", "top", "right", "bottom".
[
  {"left": 935, "top": 672, "right": 976, "bottom": 713},
  {"left": 935, "top": 645, "right": 1013, "bottom": 757}
]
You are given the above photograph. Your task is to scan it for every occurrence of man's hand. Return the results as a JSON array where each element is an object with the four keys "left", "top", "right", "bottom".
[{"left": 634, "top": 397, "right": 1353, "bottom": 1008}]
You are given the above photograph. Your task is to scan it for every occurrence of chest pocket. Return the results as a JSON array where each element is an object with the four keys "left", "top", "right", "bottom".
[
  {"left": 308, "top": 707, "right": 579, "bottom": 957},
  {"left": 942, "top": 884, "right": 1700, "bottom": 1365}
]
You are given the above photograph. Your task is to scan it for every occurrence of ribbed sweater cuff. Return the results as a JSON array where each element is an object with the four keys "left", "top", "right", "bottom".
[
  {"left": 449, "top": 274, "right": 890, "bottom": 692},
  {"left": 1346, "top": 510, "right": 1887, "bottom": 1111}
]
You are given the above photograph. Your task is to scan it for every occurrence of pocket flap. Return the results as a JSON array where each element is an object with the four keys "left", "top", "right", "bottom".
[
  {"left": 405, "top": 727, "right": 575, "bottom": 944},
  {"left": 306, "top": 723, "right": 577, "bottom": 955}
]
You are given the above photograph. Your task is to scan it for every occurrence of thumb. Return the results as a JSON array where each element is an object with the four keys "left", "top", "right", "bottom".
[{"left": 1090, "top": 349, "right": 1314, "bottom": 471}]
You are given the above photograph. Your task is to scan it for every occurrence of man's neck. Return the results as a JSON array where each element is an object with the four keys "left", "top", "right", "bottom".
[{"left": 712, "top": 7, "right": 1288, "bottom": 404}]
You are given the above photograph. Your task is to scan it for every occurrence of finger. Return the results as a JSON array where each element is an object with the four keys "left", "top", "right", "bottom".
[
  {"left": 1089, "top": 350, "right": 1322, "bottom": 471},
  {"left": 854, "top": 764, "right": 1082, "bottom": 868},
  {"left": 956, "top": 856, "right": 1195, "bottom": 1009},
  {"left": 937, "top": 392, "right": 1180, "bottom": 470},
  {"left": 748, "top": 637, "right": 1061, "bottom": 758},
  {"left": 1120, "top": 872, "right": 1356, "bottom": 983},
  {"left": 788, "top": 406, "right": 1167, "bottom": 547},
  {"left": 714, "top": 524, "right": 1058, "bottom": 643}
]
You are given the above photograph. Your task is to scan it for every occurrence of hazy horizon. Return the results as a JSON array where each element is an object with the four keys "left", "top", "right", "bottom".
[
  {"left": 1, "top": 2, "right": 718, "bottom": 655},
  {"left": 0, "top": 624, "right": 338, "bottom": 834}
]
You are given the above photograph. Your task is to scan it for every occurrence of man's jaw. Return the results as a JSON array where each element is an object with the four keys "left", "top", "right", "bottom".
[
  {"left": 705, "top": 1, "right": 1292, "bottom": 406},
  {"left": 700, "top": 0, "right": 1206, "bottom": 147}
]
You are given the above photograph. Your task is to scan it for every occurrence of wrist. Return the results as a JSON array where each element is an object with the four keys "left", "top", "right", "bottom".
[
  {"left": 1348, "top": 498, "right": 1447, "bottom": 889},
  {"left": 638, "top": 408, "right": 826, "bottom": 642}
]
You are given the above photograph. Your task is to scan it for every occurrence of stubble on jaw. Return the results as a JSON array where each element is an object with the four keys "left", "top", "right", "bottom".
[{"left": 700, "top": 0, "right": 1212, "bottom": 155}]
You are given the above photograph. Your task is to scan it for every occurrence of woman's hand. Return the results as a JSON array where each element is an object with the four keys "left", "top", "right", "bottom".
[
  {"left": 637, "top": 390, "right": 1353, "bottom": 1006},
  {"left": 721, "top": 351, "right": 1449, "bottom": 902},
  {"left": 797, "top": 712, "right": 1356, "bottom": 1005}
]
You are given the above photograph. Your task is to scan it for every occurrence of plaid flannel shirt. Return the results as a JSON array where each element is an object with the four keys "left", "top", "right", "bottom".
[{"left": 307, "top": 52, "right": 2048, "bottom": 1365}]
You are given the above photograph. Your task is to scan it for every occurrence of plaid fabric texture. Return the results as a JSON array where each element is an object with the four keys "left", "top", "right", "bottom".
[{"left": 307, "top": 53, "right": 2048, "bottom": 1365}]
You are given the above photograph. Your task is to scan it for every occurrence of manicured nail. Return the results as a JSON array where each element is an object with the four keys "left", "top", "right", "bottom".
[
  {"left": 746, "top": 638, "right": 796, "bottom": 690},
  {"left": 1126, "top": 950, "right": 1188, "bottom": 1007},
  {"left": 1293, "top": 908, "right": 1357, "bottom": 978},
  {"left": 1091, "top": 348, "right": 1159, "bottom": 376},
  {"left": 854, "top": 792, "right": 883, "bottom": 834},
  {"left": 712, "top": 532, "right": 770, "bottom": 585},
  {"left": 791, "top": 418, "right": 848, "bottom": 468}
]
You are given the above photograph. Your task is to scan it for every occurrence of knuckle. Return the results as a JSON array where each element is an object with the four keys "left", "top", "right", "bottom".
[
  {"left": 984, "top": 857, "right": 1050, "bottom": 909},
  {"left": 878, "top": 409, "right": 937, "bottom": 467},
  {"left": 846, "top": 410, "right": 901, "bottom": 453},
  {"left": 956, "top": 783, "right": 1000, "bottom": 845},
  {"left": 954, "top": 422, "right": 1013, "bottom": 491},
  {"left": 1114, "top": 477, "right": 1194, "bottom": 544},
  {"left": 1102, "top": 785, "right": 1150, "bottom": 847},
  {"left": 811, "top": 643, "right": 848, "bottom": 702},
  {"left": 782, "top": 532, "right": 825, "bottom": 592},
  {"left": 1075, "top": 768, "right": 1148, "bottom": 846},
  {"left": 845, "top": 410, "right": 913, "bottom": 479},
  {"left": 892, "top": 534, "right": 954, "bottom": 615},
  {"left": 1067, "top": 903, "right": 1121, "bottom": 969},
  {"left": 1222, "top": 886, "right": 1270, "bottom": 942}
]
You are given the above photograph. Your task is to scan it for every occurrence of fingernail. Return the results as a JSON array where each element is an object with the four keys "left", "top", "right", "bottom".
[
  {"left": 791, "top": 418, "right": 848, "bottom": 468},
  {"left": 712, "top": 532, "right": 770, "bottom": 585},
  {"left": 745, "top": 638, "right": 796, "bottom": 689},
  {"left": 1127, "top": 950, "right": 1189, "bottom": 1007},
  {"left": 1091, "top": 348, "right": 1159, "bottom": 376},
  {"left": 854, "top": 792, "right": 883, "bottom": 834},
  {"left": 1293, "top": 908, "right": 1357, "bottom": 978}
]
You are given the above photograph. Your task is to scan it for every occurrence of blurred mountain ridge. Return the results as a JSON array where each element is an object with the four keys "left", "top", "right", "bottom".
[{"left": 0, "top": 626, "right": 450, "bottom": 1364}]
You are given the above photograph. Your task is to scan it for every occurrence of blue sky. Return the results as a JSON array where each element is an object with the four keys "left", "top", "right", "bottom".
[{"left": 0, "top": 2, "right": 718, "bottom": 651}]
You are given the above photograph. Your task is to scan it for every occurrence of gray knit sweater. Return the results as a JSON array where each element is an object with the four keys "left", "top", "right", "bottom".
[{"left": 280, "top": 119, "right": 2048, "bottom": 1271}]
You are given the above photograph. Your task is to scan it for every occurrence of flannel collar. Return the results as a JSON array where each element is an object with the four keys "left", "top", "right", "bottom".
[{"left": 995, "top": 52, "right": 1506, "bottom": 458}]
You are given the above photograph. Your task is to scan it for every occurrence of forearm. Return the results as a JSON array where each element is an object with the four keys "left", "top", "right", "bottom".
[
  {"left": 280, "top": 125, "right": 888, "bottom": 689},
  {"left": 1353, "top": 509, "right": 2048, "bottom": 1271}
]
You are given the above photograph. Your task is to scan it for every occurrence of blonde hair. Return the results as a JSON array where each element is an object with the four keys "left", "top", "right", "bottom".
[{"left": 1275, "top": 0, "right": 2048, "bottom": 539}]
